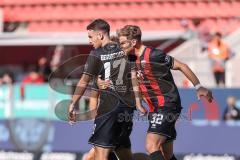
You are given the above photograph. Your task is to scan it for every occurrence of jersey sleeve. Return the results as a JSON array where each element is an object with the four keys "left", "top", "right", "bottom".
[
  {"left": 156, "top": 50, "right": 174, "bottom": 69},
  {"left": 83, "top": 50, "right": 102, "bottom": 77}
]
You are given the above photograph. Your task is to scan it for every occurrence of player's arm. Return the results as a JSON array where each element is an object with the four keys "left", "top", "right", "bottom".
[
  {"left": 69, "top": 74, "right": 92, "bottom": 114},
  {"left": 172, "top": 58, "right": 213, "bottom": 102},
  {"left": 69, "top": 51, "right": 101, "bottom": 123},
  {"left": 89, "top": 90, "right": 99, "bottom": 111},
  {"left": 172, "top": 58, "right": 200, "bottom": 86},
  {"left": 85, "top": 90, "right": 99, "bottom": 120},
  {"left": 131, "top": 69, "right": 147, "bottom": 114}
]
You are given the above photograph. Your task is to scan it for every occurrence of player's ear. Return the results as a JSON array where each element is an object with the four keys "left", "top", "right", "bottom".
[
  {"left": 98, "top": 32, "right": 104, "bottom": 40},
  {"left": 131, "top": 39, "right": 137, "bottom": 47}
]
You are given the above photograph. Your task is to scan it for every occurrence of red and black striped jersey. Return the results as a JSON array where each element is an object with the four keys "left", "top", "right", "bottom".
[{"left": 135, "top": 47, "right": 182, "bottom": 112}]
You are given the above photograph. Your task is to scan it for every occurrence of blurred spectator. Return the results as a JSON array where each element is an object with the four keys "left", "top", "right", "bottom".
[
  {"left": 21, "top": 68, "right": 44, "bottom": 100},
  {"left": 192, "top": 19, "right": 211, "bottom": 51},
  {"left": 50, "top": 45, "right": 65, "bottom": 71},
  {"left": 1, "top": 73, "right": 13, "bottom": 84},
  {"left": 180, "top": 19, "right": 196, "bottom": 39},
  {"left": 198, "top": 26, "right": 211, "bottom": 52},
  {"left": 50, "top": 45, "right": 80, "bottom": 79},
  {"left": 37, "top": 57, "right": 51, "bottom": 82},
  {"left": 180, "top": 19, "right": 210, "bottom": 52},
  {"left": 22, "top": 70, "right": 44, "bottom": 84},
  {"left": 208, "top": 32, "right": 230, "bottom": 87},
  {"left": 223, "top": 96, "right": 240, "bottom": 121}
]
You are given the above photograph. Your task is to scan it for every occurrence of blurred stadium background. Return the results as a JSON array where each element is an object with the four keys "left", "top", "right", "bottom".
[{"left": 0, "top": 0, "right": 240, "bottom": 159}]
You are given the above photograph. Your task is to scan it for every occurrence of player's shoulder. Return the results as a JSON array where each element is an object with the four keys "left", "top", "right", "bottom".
[
  {"left": 102, "top": 42, "right": 121, "bottom": 53},
  {"left": 89, "top": 49, "right": 101, "bottom": 58},
  {"left": 149, "top": 47, "right": 165, "bottom": 57},
  {"left": 147, "top": 46, "right": 172, "bottom": 63}
]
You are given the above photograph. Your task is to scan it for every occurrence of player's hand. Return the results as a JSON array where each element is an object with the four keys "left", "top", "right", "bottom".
[
  {"left": 136, "top": 70, "right": 144, "bottom": 83},
  {"left": 97, "top": 76, "right": 111, "bottom": 89},
  {"left": 68, "top": 103, "right": 77, "bottom": 125},
  {"left": 197, "top": 87, "right": 213, "bottom": 103},
  {"left": 136, "top": 102, "right": 147, "bottom": 116}
]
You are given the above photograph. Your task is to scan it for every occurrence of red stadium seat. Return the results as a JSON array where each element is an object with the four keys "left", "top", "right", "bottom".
[
  {"left": 153, "top": 2, "right": 169, "bottom": 19},
  {"left": 1, "top": 0, "right": 240, "bottom": 32},
  {"left": 173, "top": 2, "right": 188, "bottom": 18},
  {"left": 218, "top": 2, "right": 231, "bottom": 17},
  {"left": 185, "top": 2, "right": 204, "bottom": 18},
  {"left": 231, "top": 1, "right": 240, "bottom": 16},
  {"left": 113, "top": 20, "right": 126, "bottom": 30}
]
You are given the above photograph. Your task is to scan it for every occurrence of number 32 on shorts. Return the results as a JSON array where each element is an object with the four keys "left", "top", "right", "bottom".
[{"left": 150, "top": 113, "right": 164, "bottom": 125}]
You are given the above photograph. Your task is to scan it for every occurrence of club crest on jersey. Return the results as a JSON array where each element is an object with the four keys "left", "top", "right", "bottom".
[
  {"left": 103, "top": 43, "right": 118, "bottom": 52},
  {"left": 165, "top": 55, "right": 171, "bottom": 63}
]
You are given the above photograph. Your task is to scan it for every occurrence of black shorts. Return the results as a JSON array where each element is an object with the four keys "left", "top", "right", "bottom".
[
  {"left": 88, "top": 104, "right": 134, "bottom": 149},
  {"left": 147, "top": 108, "right": 181, "bottom": 142}
]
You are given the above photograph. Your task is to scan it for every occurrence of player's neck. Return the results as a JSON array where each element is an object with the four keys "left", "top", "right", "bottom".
[
  {"left": 135, "top": 44, "right": 146, "bottom": 57},
  {"left": 101, "top": 37, "right": 111, "bottom": 47}
]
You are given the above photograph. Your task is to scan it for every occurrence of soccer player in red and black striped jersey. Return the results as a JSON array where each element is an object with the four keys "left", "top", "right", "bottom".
[{"left": 116, "top": 25, "right": 213, "bottom": 160}]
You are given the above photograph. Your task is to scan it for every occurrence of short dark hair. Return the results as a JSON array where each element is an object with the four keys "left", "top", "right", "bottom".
[
  {"left": 118, "top": 25, "right": 142, "bottom": 41},
  {"left": 87, "top": 19, "right": 110, "bottom": 34}
]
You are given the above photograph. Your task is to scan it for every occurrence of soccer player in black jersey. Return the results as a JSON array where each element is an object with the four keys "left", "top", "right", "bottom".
[
  {"left": 82, "top": 35, "right": 140, "bottom": 160},
  {"left": 68, "top": 20, "right": 145, "bottom": 160},
  {"left": 98, "top": 25, "right": 213, "bottom": 160}
]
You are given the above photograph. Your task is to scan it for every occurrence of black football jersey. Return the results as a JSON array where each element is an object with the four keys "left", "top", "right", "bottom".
[{"left": 83, "top": 42, "right": 135, "bottom": 116}]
